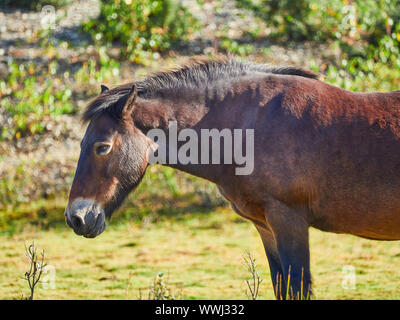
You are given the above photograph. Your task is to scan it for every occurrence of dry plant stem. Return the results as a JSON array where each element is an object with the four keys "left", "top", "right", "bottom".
[
  {"left": 138, "top": 272, "right": 177, "bottom": 300},
  {"left": 23, "top": 242, "right": 47, "bottom": 300},
  {"left": 243, "top": 251, "right": 263, "bottom": 300},
  {"left": 125, "top": 271, "right": 133, "bottom": 300}
]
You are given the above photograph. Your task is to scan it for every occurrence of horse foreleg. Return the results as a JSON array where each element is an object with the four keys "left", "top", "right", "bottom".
[
  {"left": 255, "top": 226, "right": 286, "bottom": 299},
  {"left": 263, "top": 199, "right": 312, "bottom": 300}
]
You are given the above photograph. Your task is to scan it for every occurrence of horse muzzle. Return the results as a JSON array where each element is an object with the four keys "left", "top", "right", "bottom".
[{"left": 64, "top": 198, "right": 106, "bottom": 238}]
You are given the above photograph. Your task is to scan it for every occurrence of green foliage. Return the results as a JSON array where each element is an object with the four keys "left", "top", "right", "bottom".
[
  {"left": 325, "top": 57, "right": 400, "bottom": 92},
  {"left": 0, "top": 164, "right": 31, "bottom": 207},
  {"left": 311, "top": 0, "right": 400, "bottom": 65},
  {"left": 83, "top": 0, "right": 198, "bottom": 64},
  {"left": 236, "top": 0, "right": 400, "bottom": 44},
  {"left": 0, "top": 44, "right": 121, "bottom": 141},
  {"left": 219, "top": 39, "right": 255, "bottom": 56},
  {"left": 0, "top": 61, "right": 75, "bottom": 140},
  {"left": 320, "top": 0, "right": 400, "bottom": 92},
  {"left": 237, "top": 0, "right": 400, "bottom": 91},
  {"left": 235, "top": 0, "right": 313, "bottom": 40},
  {"left": 73, "top": 53, "right": 121, "bottom": 89},
  {"left": 0, "top": 0, "right": 70, "bottom": 10}
]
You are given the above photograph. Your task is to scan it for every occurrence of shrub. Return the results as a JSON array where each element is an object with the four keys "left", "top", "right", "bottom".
[
  {"left": 235, "top": 0, "right": 400, "bottom": 46},
  {"left": 0, "top": 61, "right": 76, "bottom": 140},
  {"left": 235, "top": 0, "right": 313, "bottom": 40},
  {"left": 237, "top": 0, "right": 400, "bottom": 91},
  {"left": 83, "top": 0, "right": 198, "bottom": 64}
]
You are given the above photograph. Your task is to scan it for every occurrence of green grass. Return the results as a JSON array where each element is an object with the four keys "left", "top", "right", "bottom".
[{"left": 2, "top": 209, "right": 400, "bottom": 300}]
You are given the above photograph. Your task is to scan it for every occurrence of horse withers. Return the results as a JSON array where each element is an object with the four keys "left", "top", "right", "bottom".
[{"left": 65, "top": 56, "right": 400, "bottom": 299}]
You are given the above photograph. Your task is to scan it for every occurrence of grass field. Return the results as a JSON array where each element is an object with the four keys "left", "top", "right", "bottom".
[{"left": 1, "top": 208, "right": 400, "bottom": 300}]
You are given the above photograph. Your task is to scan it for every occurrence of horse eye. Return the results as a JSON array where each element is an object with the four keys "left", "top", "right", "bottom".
[{"left": 94, "top": 143, "right": 111, "bottom": 156}]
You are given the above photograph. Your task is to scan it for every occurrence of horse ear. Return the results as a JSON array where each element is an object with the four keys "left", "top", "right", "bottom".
[
  {"left": 100, "top": 84, "right": 109, "bottom": 94},
  {"left": 123, "top": 84, "right": 137, "bottom": 116}
]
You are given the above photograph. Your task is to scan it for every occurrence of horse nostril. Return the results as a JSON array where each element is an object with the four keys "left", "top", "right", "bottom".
[
  {"left": 71, "top": 215, "right": 84, "bottom": 230},
  {"left": 66, "top": 200, "right": 105, "bottom": 237}
]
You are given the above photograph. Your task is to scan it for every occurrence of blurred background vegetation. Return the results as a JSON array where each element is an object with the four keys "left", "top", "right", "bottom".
[{"left": 0, "top": 0, "right": 399, "bottom": 234}]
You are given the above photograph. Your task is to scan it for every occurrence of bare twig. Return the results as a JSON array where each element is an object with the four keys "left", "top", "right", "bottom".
[
  {"left": 243, "top": 250, "right": 263, "bottom": 300},
  {"left": 125, "top": 271, "right": 133, "bottom": 300},
  {"left": 22, "top": 241, "right": 47, "bottom": 300}
]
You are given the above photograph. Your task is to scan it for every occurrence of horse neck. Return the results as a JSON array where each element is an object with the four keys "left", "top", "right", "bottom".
[{"left": 134, "top": 91, "right": 224, "bottom": 184}]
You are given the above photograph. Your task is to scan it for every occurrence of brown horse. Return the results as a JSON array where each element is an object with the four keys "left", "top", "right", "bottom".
[{"left": 65, "top": 56, "right": 400, "bottom": 299}]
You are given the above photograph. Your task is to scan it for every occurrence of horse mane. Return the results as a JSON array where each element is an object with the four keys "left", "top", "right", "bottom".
[{"left": 82, "top": 56, "right": 319, "bottom": 123}]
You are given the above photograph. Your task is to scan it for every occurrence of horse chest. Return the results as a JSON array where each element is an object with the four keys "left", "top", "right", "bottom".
[{"left": 217, "top": 185, "right": 266, "bottom": 226}]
